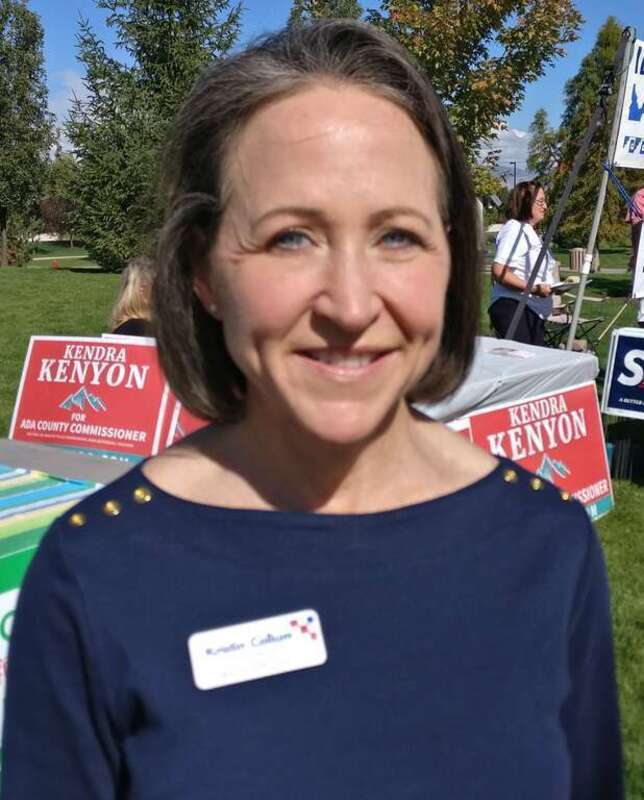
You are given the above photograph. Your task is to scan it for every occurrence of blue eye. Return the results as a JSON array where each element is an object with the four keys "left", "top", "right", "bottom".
[
  {"left": 269, "top": 230, "right": 310, "bottom": 250},
  {"left": 381, "top": 229, "right": 421, "bottom": 248}
]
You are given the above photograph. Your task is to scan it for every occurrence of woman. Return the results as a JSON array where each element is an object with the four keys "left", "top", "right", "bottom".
[
  {"left": 489, "top": 181, "right": 556, "bottom": 346},
  {"left": 625, "top": 186, "right": 644, "bottom": 327},
  {"left": 2, "top": 21, "right": 622, "bottom": 800},
  {"left": 109, "top": 255, "right": 155, "bottom": 336}
]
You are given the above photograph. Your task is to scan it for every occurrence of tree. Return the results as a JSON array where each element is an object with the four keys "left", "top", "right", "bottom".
[
  {"left": 470, "top": 162, "right": 505, "bottom": 201},
  {"left": 367, "top": 0, "right": 582, "bottom": 157},
  {"left": 40, "top": 147, "right": 79, "bottom": 242},
  {"left": 553, "top": 17, "right": 644, "bottom": 248},
  {"left": 526, "top": 108, "right": 559, "bottom": 189},
  {"left": 0, "top": 0, "right": 54, "bottom": 266},
  {"left": 289, "top": 0, "right": 362, "bottom": 23},
  {"left": 66, "top": 0, "right": 241, "bottom": 271}
]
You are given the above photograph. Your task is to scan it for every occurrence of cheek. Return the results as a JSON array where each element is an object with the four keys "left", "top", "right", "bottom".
[
  {"left": 386, "top": 263, "right": 449, "bottom": 335},
  {"left": 218, "top": 270, "right": 308, "bottom": 348}
]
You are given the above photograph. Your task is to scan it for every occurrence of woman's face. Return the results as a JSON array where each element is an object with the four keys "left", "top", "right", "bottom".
[
  {"left": 530, "top": 188, "right": 547, "bottom": 226},
  {"left": 195, "top": 84, "right": 451, "bottom": 446}
]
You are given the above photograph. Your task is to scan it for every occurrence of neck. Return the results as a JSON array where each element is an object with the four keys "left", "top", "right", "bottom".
[{"left": 206, "top": 402, "right": 435, "bottom": 513}]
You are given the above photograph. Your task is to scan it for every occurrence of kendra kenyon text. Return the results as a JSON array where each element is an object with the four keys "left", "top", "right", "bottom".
[
  {"left": 484, "top": 394, "right": 587, "bottom": 461},
  {"left": 36, "top": 344, "right": 150, "bottom": 389}
]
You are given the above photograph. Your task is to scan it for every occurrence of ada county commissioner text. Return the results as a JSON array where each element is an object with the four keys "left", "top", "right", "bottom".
[{"left": 10, "top": 337, "right": 169, "bottom": 458}]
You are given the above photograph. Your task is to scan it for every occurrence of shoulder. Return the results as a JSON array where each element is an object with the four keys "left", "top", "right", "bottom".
[
  {"left": 496, "top": 219, "right": 521, "bottom": 238},
  {"left": 414, "top": 421, "right": 592, "bottom": 553},
  {"left": 112, "top": 318, "right": 151, "bottom": 336},
  {"left": 14, "top": 462, "right": 172, "bottom": 622},
  {"left": 496, "top": 219, "right": 518, "bottom": 242},
  {"left": 43, "top": 461, "right": 167, "bottom": 568},
  {"left": 494, "top": 219, "right": 528, "bottom": 250},
  {"left": 492, "top": 458, "right": 596, "bottom": 563}
]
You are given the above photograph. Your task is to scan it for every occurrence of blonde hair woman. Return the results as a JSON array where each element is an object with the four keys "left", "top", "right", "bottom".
[{"left": 109, "top": 255, "right": 155, "bottom": 336}]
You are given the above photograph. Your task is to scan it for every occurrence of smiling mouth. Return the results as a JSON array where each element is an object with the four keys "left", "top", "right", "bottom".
[{"left": 299, "top": 349, "right": 391, "bottom": 368}]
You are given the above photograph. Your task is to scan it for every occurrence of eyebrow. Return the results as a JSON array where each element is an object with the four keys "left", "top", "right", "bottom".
[{"left": 253, "top": 205, "right": 437, "bottom": 229}]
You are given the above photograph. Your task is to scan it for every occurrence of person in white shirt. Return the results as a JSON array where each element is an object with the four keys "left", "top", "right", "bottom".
[
  {"left": 488, "top": 181, "right": 556, "bottom": 346},
  {"left": 625, "top": 187, "right": 644, "bottom": 328}
]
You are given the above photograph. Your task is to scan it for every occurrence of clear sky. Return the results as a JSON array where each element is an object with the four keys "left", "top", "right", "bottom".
[{"left": 29, "top": 0, "right": 644, "bottom": 167}]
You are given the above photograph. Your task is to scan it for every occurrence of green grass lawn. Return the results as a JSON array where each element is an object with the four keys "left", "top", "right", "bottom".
[
  {"left": 26, "top": 240, "right": 98, "bottom": 271},
  {"left": 0, "top": 255, "right": 643, "bottom": 794},
  {"left": 0, "top": 265, "right": 120, "bottom": 436},
  {"left": 602, "top": 479, "right": 644, "bottom": 796},
  {"left": 552, "top": 245, "right": 632, "bottom": 271}
]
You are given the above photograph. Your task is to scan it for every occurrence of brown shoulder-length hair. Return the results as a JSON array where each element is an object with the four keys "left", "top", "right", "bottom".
[
  {"left": 153, "top": 19, "right": 481, "bottom": 423},
  {"left": 506, "top": 180, "right": 543, "bottom": 223}
]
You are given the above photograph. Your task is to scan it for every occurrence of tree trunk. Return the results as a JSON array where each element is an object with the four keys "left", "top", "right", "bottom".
[{"left": 0, "top": 207, "right": 8, "bottom": 268}]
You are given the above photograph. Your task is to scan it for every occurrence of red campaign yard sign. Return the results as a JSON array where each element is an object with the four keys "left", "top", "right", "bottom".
[
  {"left": 157, "top": 397, "right": 210, "bottom": 450},
  {"left": 465, "top": 382, "right": 613, "bottom": 520},
  {"left": 9, "top": 336, "right": 170, "bottom": 458},
  {"left": 169, "top": 402, "right": 209, "bottom": 445}
]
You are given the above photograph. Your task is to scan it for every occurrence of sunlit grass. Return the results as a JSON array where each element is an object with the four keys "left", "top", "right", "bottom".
[{"left": 0, "top": 265, "right": 119, "bottom": 435}]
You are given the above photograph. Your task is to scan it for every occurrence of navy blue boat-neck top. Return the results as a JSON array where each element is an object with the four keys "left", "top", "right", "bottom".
[{"left": 2, "top": 458, "right": 622, "bottom": 799}]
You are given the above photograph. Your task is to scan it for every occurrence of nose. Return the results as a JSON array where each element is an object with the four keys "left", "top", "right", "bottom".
[{"left": 312, "top": 248, "right": 383, "bottom": 333}]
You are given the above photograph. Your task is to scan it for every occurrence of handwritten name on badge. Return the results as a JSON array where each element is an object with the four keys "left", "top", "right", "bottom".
[{"left": 188, "top": 609, "right": 327, "bottom": 690}]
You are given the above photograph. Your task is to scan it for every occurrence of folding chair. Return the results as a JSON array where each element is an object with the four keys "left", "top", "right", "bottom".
[{"left": 545, "top": 279, "right": 606, "bottom": 352}]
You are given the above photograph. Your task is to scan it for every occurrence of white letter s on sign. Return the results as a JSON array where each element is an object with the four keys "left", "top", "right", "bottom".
[{"left": 617, "top": 349, "right": 644, "bottom": 387}]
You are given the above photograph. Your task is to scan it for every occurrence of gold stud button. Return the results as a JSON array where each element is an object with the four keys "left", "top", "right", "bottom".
[
  {"left": 503, "top": 469, "right": 518, "bottom": 483},
  {"left": 102, "top": 500, "right": 122, "bottom": 516},
  {"left": 530, "top": 477, "right": 544, "bottom": 491},
  {"left": 68, "top": 512, "right": 86, "bottom": 527},
  {"left": 133, "top": 486, "right": 152, "bottom": 504},
  {"left": 560, "top": 490, "right": 572, "bottom": 501}
]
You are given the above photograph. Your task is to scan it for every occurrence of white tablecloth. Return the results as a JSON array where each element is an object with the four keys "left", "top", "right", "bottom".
[{"left": 415, "top": 337, "right": 598, "bottom": 422}]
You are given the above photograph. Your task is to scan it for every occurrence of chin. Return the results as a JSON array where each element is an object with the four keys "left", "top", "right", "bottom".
[{"left": 283, "top": 398, "right": 404, "bottom": 449}]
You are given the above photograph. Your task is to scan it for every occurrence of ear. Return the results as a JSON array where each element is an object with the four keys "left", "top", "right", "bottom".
[
  {"left": 193, "top": 269, "right": 221, "bottom": 320},
  {"left": 190, "top": 226, "right": 222, "bottom": 319}
]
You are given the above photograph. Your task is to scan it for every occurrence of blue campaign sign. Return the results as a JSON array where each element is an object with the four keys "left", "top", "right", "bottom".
[
  {"left": 614, "top": 40, "right": 644, "bottom": 170},
  {"left": 602, "top": 328, "right": 644, "bottom": 419}
]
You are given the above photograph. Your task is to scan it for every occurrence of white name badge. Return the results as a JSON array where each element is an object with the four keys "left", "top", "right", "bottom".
[{"left": 188, "top": 609, "right": 327, "bottom": 690}]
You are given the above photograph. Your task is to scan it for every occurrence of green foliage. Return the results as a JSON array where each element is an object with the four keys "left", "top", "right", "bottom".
[
  {"left": 289, "top": 0, "right": 362, "bottom": 23},
  {"left": 5, "top": 213, "right": 38, "bottom": 267},
  {"left": 368, "top": 0, "right": 582, "bottom": 158},
  {"left": 40, "top": 148, "right": 79, "bottom": 239},
  {"left": 553, "top": 18, "right": 644, "bottom": 249},
  {"left": 469, "top": 161, "right": 505, "bottom": 199},
  {"left": 66, "top": 0, "right": 241, "bottom": 272},
  {"left": 598, "top": 478, "right": 644, "bottom": 798},
  {"left": 0, "top": 0, "right": 54, "bottom": 266},
  {"left": 526, "top": 109, "right": 558, "bottom": 190}
]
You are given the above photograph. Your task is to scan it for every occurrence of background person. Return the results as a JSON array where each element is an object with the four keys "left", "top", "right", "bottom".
[
  {"left": 625, "top": 186, "right": 644, "bottom": 328},
  {"left": 489, "top": 181, "right": 556, "bottom": 346},
  {"left": 109, "top": 254, "right": 155, "bottom": 336},
  {"left": 2, "top": 21, "right": 622, "bottom": 800}
]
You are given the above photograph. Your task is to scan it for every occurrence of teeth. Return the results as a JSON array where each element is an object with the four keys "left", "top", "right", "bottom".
[{"left": 309, "top": 351, "right": 376, "bottom": 368}]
